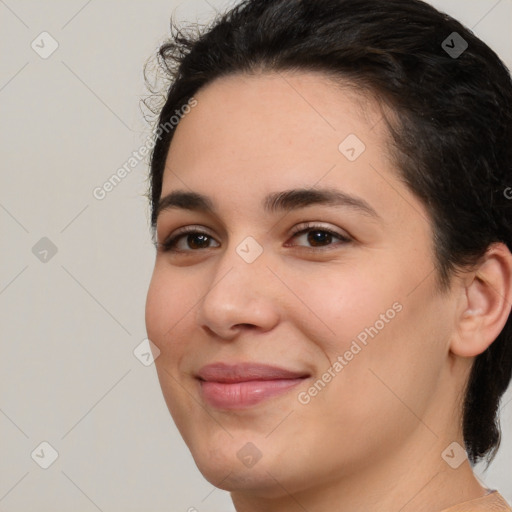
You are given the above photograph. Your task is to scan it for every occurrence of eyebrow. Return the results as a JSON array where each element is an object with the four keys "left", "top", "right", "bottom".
[{"left": 155, "top": 187, "right": 380, "bottom": 221}]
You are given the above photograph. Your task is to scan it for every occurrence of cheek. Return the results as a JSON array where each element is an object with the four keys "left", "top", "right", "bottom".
[
  {"left": 298, "top": 260, "right": 444, "bottom": 401},
  {"left": 145, "top": 267, "right": 192, "bottom": 358},
  {"left": 145, "top": 273, "right": 166, "bottom": 345},
  {"left": 145, "top": 269, "right": 197, "bottom": 430},
  {"left": 294, "top": 265, "right": 396, "bottom": 359},
  {"left": 320, "top": 280, "right": 449, "bottom": 437}
]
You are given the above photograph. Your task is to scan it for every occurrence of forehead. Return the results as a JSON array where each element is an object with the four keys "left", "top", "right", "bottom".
[
  {"left": 159, "top": 70, "right": 427, "bottom": 229},
  {"left": 177, "top": 70, "right": 381, "bottom": 140},
  {"left": 164, "top": 70, "right": 386, "bottom": 179}
]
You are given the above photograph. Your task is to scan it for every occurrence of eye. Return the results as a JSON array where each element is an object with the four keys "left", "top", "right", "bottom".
[
  {"left": 286, "top": 222, "right": 351, "bottom": 250},
  {"left": 158, "top": 222, "right": 351, "bottom": 254},
  {"left": 158, "top": 225, "right": 219, "bottom": 253}
]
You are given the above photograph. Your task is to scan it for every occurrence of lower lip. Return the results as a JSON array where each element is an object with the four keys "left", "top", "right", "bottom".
[{"left": 199, "top": 378, "right": 307, "bottom": 409}]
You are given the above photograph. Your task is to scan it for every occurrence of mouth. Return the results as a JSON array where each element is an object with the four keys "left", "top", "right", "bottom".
[{"left": 196, "top": 362, "right": 311, "bottom": 409}]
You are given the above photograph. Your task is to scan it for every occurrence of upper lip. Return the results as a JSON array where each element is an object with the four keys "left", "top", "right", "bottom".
[{"left": 196, "top": 362, "right": 310, "bottom": 383}]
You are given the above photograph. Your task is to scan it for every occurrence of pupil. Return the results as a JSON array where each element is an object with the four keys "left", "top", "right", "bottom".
[
  {"left": 189, "top": 234, "right": 209, "bottom": 249},
  {"left": 308, "top": 230, "right": 331, "bottom": 247}
]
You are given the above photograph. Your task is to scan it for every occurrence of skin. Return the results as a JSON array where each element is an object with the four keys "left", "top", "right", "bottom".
[{"left": 145, "top": 70, "right": 512, "bottom": 512}]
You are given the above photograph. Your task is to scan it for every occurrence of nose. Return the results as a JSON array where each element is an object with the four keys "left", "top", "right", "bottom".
[{"left": 194, "top": 240, "right": 281, "bottom": 340}]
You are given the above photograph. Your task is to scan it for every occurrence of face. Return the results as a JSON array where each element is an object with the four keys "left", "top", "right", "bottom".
[{"left": 145, "top": 71, "right": 461, "bottom": 497}]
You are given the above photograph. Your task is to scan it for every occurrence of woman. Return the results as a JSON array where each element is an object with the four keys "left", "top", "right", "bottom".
[{"left": 144, "top": 0, "right": 512, "bottom": 510}]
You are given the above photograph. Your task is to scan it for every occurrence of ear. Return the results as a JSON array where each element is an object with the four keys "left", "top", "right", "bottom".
[{"left": 451, "top": 242, "right": 512, "bottom": 358}]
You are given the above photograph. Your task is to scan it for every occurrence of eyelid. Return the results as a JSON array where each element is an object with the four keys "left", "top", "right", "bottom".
[
  {"left": 159, "top": 224, "right": 218, "bottom": 249},
  {"left": 171, "top": 224, "right": 215, "bottom": 237},
  {"left": 284, "top": 222, "right": 352, "bottom": 250},
  {"left": 288, "top": 221, "right": 349, "bottom": 239},
  {"left": 159, "top": 221, "right": 351, "bottom": 254}
]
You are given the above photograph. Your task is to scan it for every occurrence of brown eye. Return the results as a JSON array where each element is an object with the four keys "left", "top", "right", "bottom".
[
  {"left": 306, "top": 230, "right": 334, "bottom": 247},
  {"left": 159, "top": 227, "right": 219, "bottom": 253},
  {"left": 288, "top": 223, "right": 351, "bottom": 249}
]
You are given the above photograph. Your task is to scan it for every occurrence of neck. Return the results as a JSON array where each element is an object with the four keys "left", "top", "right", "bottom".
[
  {"left": 230, "top": 346, "right": 488, "bottom": 512},
  {"left": 230, "top": 424, "right": 486, "bottom": 512}
]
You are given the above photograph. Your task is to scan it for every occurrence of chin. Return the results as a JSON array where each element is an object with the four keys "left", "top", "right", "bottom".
[
  {"left": 197, "top": 461, "right": 297, "bottom": 499},
  {"left": 188, "top": 435, "right": 319, "bottom": 500}
]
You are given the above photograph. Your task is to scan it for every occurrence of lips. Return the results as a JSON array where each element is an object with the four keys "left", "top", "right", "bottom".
[
  {"left": 197, "top": 362, "right": 310, "bottom": 382},
  {"left": 196, "top": 362, "right": 310, "bottom": 409}
]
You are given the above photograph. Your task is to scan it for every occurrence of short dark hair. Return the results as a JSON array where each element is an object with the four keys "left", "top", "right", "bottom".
[{"left": 145, "top": 0, "right": 512, "bottom": 465}]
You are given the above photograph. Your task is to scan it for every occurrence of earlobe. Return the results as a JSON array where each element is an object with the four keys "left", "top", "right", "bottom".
[{"left": 451, "top": 242, "right": 512, "bottom": 358}]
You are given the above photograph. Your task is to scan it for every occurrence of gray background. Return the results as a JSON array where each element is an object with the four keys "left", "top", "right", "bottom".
[{"left": 0, "top": 1, "right": 511, "bottom": 510}]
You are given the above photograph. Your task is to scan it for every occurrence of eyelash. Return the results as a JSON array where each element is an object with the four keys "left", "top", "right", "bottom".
[{"left": 158, "top": 222, "right": 351, "bottom": 254}]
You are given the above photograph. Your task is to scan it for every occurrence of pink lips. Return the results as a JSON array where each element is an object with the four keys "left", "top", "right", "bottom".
[{"left": 196, "top": 362, "right": 310, "bottom": 409}]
